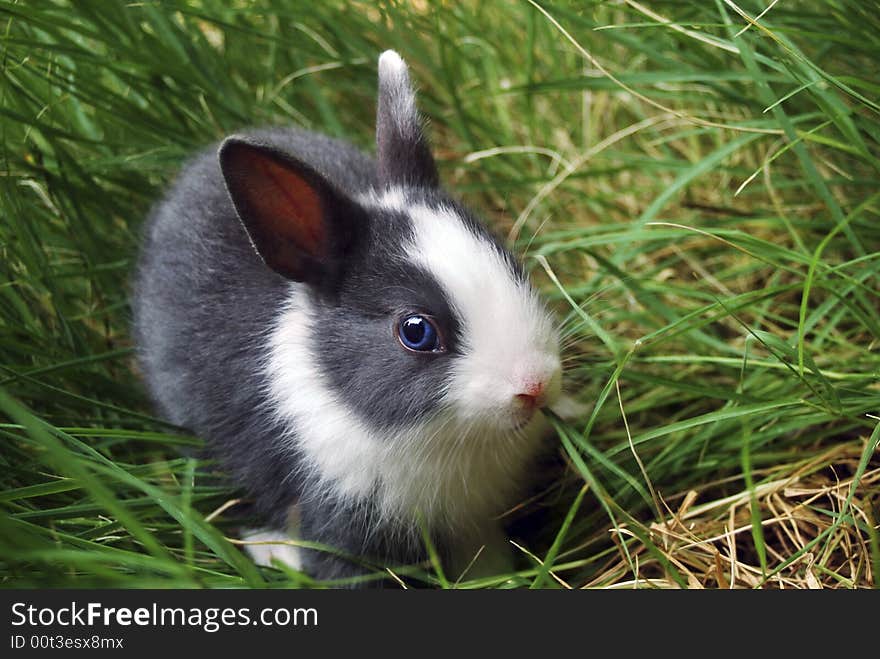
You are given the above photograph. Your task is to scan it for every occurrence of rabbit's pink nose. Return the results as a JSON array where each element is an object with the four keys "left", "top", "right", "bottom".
[{"left": 515, "top": 382, "right": 547, "bottom": 411}]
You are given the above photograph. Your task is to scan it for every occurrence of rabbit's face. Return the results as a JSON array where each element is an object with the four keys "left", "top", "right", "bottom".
[{"left": 302, "top": 188, "right": 562, "bottom": 436}]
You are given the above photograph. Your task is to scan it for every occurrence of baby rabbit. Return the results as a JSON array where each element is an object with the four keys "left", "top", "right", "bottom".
[{"left": 132, "top": 51, "right": 562, "bottom": 584}]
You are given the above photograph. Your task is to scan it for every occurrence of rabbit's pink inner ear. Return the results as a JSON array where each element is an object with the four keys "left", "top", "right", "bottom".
[{"left": 235, "top": 149, "right": 327, "bottom": 259}]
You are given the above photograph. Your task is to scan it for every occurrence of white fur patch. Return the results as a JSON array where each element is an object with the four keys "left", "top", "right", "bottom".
[
  {"left": 267, "top": 290, "right": 383, "bottom": 501},
  {"left": 242, "top": 526, "right": 303, "bottom": 570},
  {"left": 266, "top": 190, "right": 561, "bottom": 532},
  {"left": 378, "top": 50, "right": 407, "bottom": 79}
]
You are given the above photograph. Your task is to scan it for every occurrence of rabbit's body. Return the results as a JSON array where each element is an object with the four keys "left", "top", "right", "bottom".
[{"left": 133, "top": 52, "right": 561, "bottom": 583}]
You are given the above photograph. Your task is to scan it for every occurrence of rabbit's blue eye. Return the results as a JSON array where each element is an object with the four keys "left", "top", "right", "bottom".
[{"left": 398, "top": 315, "right": 441, "bottom": 352}]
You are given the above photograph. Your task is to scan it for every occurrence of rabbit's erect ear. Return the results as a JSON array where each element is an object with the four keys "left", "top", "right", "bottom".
[
  {"left": 376, "top": 50, "right": 439, "bottom": 188},
  {"left": 219, "top": 138, "right": 363, "bottom": 285}
]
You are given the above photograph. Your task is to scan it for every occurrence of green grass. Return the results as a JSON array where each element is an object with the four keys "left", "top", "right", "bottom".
[{"left": 1, "top": 0, "right": 878, "bottom": 588}]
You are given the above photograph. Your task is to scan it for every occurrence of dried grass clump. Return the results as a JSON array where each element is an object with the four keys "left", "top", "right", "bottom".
[{"left": 584, "top": 442, "right": 879, "bottom": 589}]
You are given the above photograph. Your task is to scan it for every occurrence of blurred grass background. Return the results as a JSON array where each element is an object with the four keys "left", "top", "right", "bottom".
[{"left": 1, "top": 0, "right": 878, "bottom": 588}]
